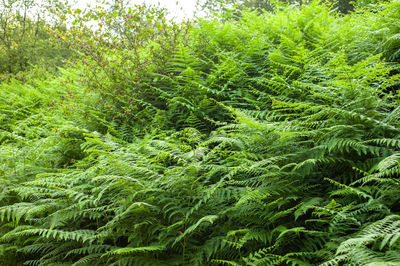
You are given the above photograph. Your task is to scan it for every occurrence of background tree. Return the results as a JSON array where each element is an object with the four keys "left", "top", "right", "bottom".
[
  {"left": 196, "top": 0, "right": 363, "bottom": 14},
  {"left": 0, "top": 0, "right": 71, "bottom": 79}
]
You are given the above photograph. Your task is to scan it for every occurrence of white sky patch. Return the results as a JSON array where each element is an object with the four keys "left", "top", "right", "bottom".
[{"left": 71, "top": 0, "right": 199, "bottom": 21}]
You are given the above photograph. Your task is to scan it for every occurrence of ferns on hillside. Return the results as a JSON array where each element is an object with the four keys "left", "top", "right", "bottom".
[{"left": 2, "top": 1, "right": 400, "bottom": 265}]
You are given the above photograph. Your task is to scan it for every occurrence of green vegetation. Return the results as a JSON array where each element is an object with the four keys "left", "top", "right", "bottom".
[
  {"left": 1, "top": 0, "right": 400, "bottom": 265},
  {"left": 0, "top": 0, "right": 72, "bottom": 81}
]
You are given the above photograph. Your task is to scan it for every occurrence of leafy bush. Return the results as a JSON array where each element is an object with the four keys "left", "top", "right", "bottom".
[{"left": 0, "top": 0, "right": 72, "bottom": 80}]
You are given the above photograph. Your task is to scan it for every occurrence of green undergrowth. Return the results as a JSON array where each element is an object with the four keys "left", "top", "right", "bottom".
[{"left": 1, "top": 1, "right": 400, "bottom": 265}]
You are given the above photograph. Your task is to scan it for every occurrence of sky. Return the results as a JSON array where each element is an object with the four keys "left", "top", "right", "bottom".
[{"left": 72, "top": 0, "right": 200, "bottom": 21}]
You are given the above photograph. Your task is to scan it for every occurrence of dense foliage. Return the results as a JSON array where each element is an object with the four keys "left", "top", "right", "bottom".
[
  {"left": 1, "top": 0, "right": 400, "bottom": 265},
  {"left": 0, "top": 0, "right": 71, "bottom": 80}
]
